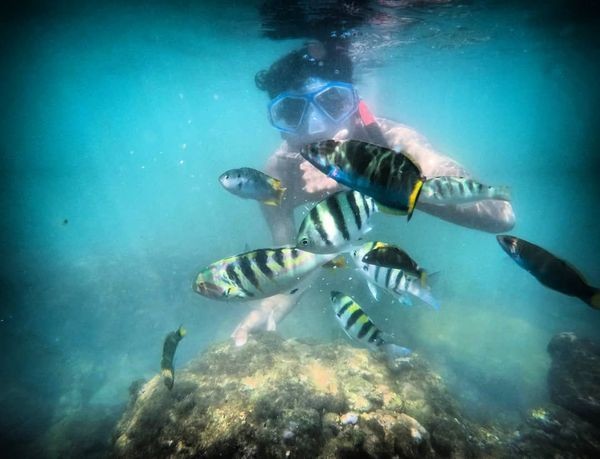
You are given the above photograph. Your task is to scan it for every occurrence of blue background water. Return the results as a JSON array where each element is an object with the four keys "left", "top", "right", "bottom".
[{"left": 1, "top": 0, "right": 599, "bottom": 455}]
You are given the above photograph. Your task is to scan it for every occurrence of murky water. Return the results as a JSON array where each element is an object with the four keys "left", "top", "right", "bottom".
[{"left": 1, "top": 0, "right": 598, "bottom": 456}]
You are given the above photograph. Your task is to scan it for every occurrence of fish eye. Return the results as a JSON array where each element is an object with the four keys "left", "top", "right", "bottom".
[
  {"left": 225, "top": 174, "right": 229, "bottom": 179},
  {"left": 300, "top": 238, "right": 309, "bottom": 246},
  {"left": 237, "top": 174, "right": 241, "bottom": 178}
]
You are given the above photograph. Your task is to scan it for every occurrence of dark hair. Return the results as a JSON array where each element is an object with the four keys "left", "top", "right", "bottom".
[{"left": 255, "top": 39, "right": 353, "bottom": 99}]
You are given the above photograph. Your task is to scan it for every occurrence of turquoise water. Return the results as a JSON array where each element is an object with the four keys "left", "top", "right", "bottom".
[{"left": 1, "top": 0, "right": 599, "bottom": 454}]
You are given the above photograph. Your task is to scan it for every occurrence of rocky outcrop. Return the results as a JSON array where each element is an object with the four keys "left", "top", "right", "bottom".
[
  {"left": 547, "top": 332, "right": 600, "bottom": 427},
  {"left": 112, "top": 333, "right": 504, "bottom": 458},
  {"left": 509, "top": 332, "right": 600, "bottom": 458}
]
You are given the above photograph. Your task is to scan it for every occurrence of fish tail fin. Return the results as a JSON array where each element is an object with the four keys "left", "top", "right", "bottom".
[
  {"left": 264, "top": 179, "right": 286, "bottom": 206},
  {"left": 323, "top": 255, "right": 347, "bottom": 269},
  {"left": 495, "top": 185, "right": 511, "bottom": 202},
  {"left": 274, "top": 181, "right": 287, "bottom": 205},
  {"left": 407, "top": 179, "right": 424, "bottom": 221},
  {"left": 408, "top": 285, "right": 440, "bottom": 311},
  {"left": 380, "top": 343, "right": 412, "bottom": 362},
  {"left": 420, "top": 271, "right": 427, "bottom": 288},
  {"left": 589, "top": 289, "right": 600, "bottom": 310}
]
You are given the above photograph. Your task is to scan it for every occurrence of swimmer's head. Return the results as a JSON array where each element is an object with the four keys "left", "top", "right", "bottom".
[{"left": 256, "top": 39, "right": 357, "bottom": 146}]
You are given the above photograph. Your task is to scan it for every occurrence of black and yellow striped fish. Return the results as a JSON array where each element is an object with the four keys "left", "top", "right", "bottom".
[
  {"left": 297, "top": 190, "right": 377, "bottom": 254},
  {"left": 497, "top": 235, "right": 600, "bottom": 309},
  {"left": 300, "top": 139, "right": 425, "bottom": 220},
  {"left": 420, "top": 176, "right": 510, "bottom": 205},
  {"left": 330, "top": 291, "right": 411, "bottom": 357},
  {"left": 193, "top": 246, "right": 338, "bottom": 301},
  {"left": 352, "top": 241, "right": 440, "bottom": 310},
  {"left": 362, "top": 241, "right": 428, "bottom": 287}
]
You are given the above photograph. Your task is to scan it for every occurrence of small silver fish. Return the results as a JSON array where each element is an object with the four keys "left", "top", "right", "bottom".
[
  {"left": 219, "top": 167, "right": 286, "bottom": 206},
  {"left": 297, "top": 190, "right": 377, "bottom": 254},
  {"left": 419, "top": 176, "right": 510, "bottom": 205},
  {"left": 330, "top": 291, "right": 411, "bottom": 357},
  {"left": 361, "top": 241, "right": 428, "bottom": 287},
  {"left": 352, "top": 242, "right": 440, "bottom": 310}
]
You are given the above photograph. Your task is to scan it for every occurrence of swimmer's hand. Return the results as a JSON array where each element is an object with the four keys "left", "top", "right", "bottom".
[
  {"left": 300, "top": 161, "right": 339, "bottom": 194},
  {"left": 300, "top": 129, "right": 348, "bottom": 194}
]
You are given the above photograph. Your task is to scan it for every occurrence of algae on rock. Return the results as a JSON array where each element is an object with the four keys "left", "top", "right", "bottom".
[{"left": 113, "top": 332, "right": 505, "bottom": 458}]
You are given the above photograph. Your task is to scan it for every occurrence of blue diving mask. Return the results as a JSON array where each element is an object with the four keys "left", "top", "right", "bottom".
[{"left": 268, "top": 81, "right": 359, "bottom": 135}]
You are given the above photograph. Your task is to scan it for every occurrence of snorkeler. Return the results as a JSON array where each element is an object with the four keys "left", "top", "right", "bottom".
[{"left": 231, "top": 37, "right": 515, "bottom": 346}]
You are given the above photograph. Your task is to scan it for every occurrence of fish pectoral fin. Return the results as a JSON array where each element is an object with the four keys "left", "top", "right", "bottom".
[
  {"left": 224, "top": 285, "right": 243, "bottom": 298},
  {"left": 397, "top": 294, "right": 413, "bottom": 307},
  {"left": 323, "top": 255, "right": 347, "bottom": 269}
]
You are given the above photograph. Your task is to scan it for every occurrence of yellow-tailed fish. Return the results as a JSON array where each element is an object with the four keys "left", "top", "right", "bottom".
[
  {"left": 300, "top": 139, "right": 425, "bottom": 220},
  {"left": 352, "top": 242, "right": 440, "bottom": 310},
  {"left": 297, "top": 190, "right": 378, "bottom": 254},
  {"left": 497, "top": 235, "right": 600, "bottom": 309},
  {"left": 330, "top": 291, "right": 411, "bottom": 358},
  {"left": 420, "top": 176, "right": 510, "bottom": 205},
  {"left": 193, "top": 246, "right": 339, "bottom": 301},
  {"left": 219, "top": 167, "right": 286, "bottom": 206}
]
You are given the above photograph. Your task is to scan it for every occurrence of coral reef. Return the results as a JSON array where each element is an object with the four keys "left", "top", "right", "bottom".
[
  {"left": 113, "top": 333, "right": 505, "bottom": 458},
  {"left": 509, "top": 332, "right": 600, "bottom": 457}
]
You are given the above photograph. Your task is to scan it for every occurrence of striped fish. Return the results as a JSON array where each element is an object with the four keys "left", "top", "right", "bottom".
[
  {"left": 300, "top": 139, "right": 425, "bottom": 220},
  {"left": 193, "top": 246, "right": 337, "bottom": 301},
  {"left": 362, "top": 241, "right": 428, "bottom": 287},
  {"left": 297, "top": 190, "right": 378, "bottom": 254},
  {"left": 352, "top": 242, "right": 440, "bottom": 310},
  {"left": 420, "top": 176, "right": 510, "bottom": 205},
  {"left": 330, "top": 291, "right": 411, "bottom": 357}
]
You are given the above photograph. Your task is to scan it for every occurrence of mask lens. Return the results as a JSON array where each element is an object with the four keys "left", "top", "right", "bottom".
[
  {"left": 270, "top": 96, "right": 307, "bottom": 131},
  {"left": 315, "top": 85, "right": 355, "bottom": 121}
]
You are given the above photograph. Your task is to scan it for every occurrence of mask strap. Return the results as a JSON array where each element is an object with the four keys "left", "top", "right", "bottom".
[{"left": 357, "top": 100, "right": 388, "bottom": 147}]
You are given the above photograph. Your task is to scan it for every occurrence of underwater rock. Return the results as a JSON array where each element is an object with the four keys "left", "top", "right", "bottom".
[
  {"left": 507, "top": 333, "right": 600, "bottom": 457},
  {"left": 510, "top": 405, "right": 600, "bottom": 457},
  {"left": 43, "top": 404, "right": 125, "bottom": 459},
  {"left": 547, "top": 332, "right": 600, "bottom": 427},
  {"left": 112, "top": 332, "right": 505, "bottom": 458}
]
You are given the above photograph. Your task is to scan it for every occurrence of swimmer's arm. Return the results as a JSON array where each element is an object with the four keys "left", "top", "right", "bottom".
[
  {"left": 380, "top": 121, "right": 515, "bottom": 233},
  {"left": 416, "top": 200, "right": 515, "bottom": 233},
  {"left": 415, "top": 154, "right": 515, "bottom": 233}
]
